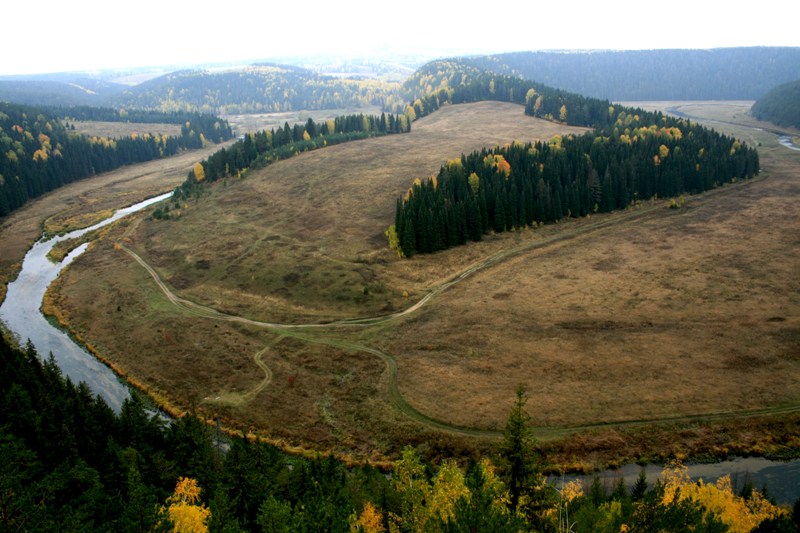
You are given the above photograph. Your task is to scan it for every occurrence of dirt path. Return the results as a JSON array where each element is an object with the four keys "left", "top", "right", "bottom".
[{"left": 120, "top": 163, "right": 800, "bottom": 439}]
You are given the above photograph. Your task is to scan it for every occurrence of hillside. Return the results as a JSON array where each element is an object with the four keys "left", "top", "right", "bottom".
[
  {"left": 750, "top": 79, "right": 800, "bottom": 129},
  {"left": 0, "top": 76, "right": 126, "bottom": 107},
  {"left": 458, "top": 47, "right": 800, "bottom": 100},
  {"left": 0, "top": 64, "right": 404, "bottom": 115}
]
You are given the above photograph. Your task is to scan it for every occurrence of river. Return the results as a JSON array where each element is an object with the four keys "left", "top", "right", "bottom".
[
  {"left": 557, "top": 456, "right": 800, "bottom": 505},
  {"left": 0, "top": 192, "right": 172, "bottom": 412},
  {"left": 778, "top": 135, "right": 800, "bottom": 152}
]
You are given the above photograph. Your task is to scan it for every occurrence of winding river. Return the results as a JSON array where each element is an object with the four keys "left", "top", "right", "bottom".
[
  {"left": 0, "top": 192, "right": 172, "bottom": 412},
  {"left": 1, "top": 132, "right": 799, "bottom": 502}
]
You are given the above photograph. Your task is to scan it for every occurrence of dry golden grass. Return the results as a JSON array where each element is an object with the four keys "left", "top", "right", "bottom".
[{"left": 45, "top": 101, "right": 800, "bottom": 466}]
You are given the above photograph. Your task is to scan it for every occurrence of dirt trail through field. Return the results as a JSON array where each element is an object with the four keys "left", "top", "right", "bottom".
[{"left": 120, "top": 158, "right": 800, "bottom": 439}]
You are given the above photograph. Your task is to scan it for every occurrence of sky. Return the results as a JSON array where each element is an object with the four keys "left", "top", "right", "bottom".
[{"left": 3, "top": 0, "right": 798, "bottom": 76}]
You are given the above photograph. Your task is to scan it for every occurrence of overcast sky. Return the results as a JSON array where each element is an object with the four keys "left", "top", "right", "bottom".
[{"left": 3, "top": 0, "right": 798, "bottom": 76}]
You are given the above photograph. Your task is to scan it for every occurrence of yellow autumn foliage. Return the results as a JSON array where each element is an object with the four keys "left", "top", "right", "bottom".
[
  {"left": 428, "top": 460, "right": 470, "bottom": 524},
  {"left": 661, "top": 463, "right": 785, "bottom": 533},
  {"left": 193, "top": 162, "right": 205, "bottom": 182},
  {"left": 350, "top": 501, "right": 384, "bottom": 533},
  {"left": 159, "top": 477, "right": 211, "bottom": 533}
]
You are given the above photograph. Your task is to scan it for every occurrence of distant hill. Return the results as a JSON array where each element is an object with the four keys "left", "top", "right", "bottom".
[
  {"left": 114, "top": 64, "right": 401, "bottom": 114},
  {"left": 0, "top": 64, "right": 403, "bottom": 115},
  {"left": 4, "top": 49, "right": 799, "bottom": 113},
  {"left": 457, "top": 47, "right": 800, "bottom": 101},
  {"left": 750, "top": 79, "right": 800, "bottom": 129},
  {"left": 0, "top": 77, "right": 125, "bottom": 107}
]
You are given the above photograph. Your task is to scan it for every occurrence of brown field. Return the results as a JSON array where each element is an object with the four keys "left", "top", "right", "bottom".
[
  {"left": 223, "top": 106, "right": 383, "bottom": 136},
  {"left": 38, "top": 101, "right": 800, "bottom": 466}
]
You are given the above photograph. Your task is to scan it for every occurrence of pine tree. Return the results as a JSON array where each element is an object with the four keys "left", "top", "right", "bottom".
[{"left": 500, "top": 386, "right": 535, "bottom": 513}]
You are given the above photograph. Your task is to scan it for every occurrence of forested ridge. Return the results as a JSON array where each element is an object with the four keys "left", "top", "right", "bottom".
[
  {"left": 0, "top": 102, "right": 233, "bottom": 216},
  {"left": 1, "top": 333, "right": 795, "bottom": 531},
  {"left": 456, "top": 47, "right": 800, "bottom": 101},
  {"left": 117, "top": 65, "right": 403, "bottom": 115},
  {"left": 750, "top": 79, "right": 800, "bottom": 129},
  {"left": 390, "top": 67, "right": 759, "bottom": 256}
]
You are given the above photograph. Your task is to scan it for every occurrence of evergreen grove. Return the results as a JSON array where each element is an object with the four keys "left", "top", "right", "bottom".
[
  {"left": 1, "top": 333, "right": 796, "bottom": 532},
  {"left": 391, "top": 74, "right": 759, "bottom": 257}
]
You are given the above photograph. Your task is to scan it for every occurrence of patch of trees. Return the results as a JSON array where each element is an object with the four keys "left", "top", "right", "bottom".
[
  {"left": 174, "top": 112, "right": 410, "bottom": 202},
  {"left": 0, "top": 102, "right": 233, "bottom": 216},
  {"left": 117, "top": 66, "right": 402, "bottom": 115},
  {"left": 2, "top": 334, "right": 795, "bottom": 531},
  {"left": 458, "top": 47, "right": 800, "bottom": 100},
  {"left": 392, "top": 110, "right": 759, "bottom": 256},
  {"left": 399, "top": 61, "right": 616, "bottom": 129},
  {"left": 750, "top": 79, "right": 800, "bottom": 129}
]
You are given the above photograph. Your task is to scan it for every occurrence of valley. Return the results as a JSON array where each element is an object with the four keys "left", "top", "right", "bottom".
[{"left": 36, "top": 100, "right": 800, "bottom": 467}]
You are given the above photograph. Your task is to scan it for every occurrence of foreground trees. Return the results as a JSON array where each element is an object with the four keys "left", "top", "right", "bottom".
[{"left": 1, "top": 330, "right": 794, "bottom": 531}]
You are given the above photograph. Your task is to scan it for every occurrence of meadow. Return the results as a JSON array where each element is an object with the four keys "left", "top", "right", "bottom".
[{"left": 37, "top": 101, "right": 800, "bottom": 466}]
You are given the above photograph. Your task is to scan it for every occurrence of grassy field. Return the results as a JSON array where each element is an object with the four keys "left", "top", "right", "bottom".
[{"left": 44, "top": 101, "right": 800, "bottom": 467}]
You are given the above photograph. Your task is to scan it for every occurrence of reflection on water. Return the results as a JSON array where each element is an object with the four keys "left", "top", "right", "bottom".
[
  {"left": 555, "top": 456, "right": 800, "bottom": 504},
  {"left": 0, "top": 193, "right": 171, "bottom": 412}
]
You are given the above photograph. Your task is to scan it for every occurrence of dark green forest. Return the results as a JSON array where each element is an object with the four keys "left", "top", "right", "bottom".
[
  {"left": 392, "top": 72, "right": 759, "bottom": 256},
  {"left": 0, "top": 102, "right": 233, "bottom": 216},
  {"left": 750, "top": 79, "right": 800, "bottom": 129},
  {"left": 457, "top": 48, "right": 800, "bottom": 101},
  {"left": 2, "top": 332, "right": 795, "bottom": 532}
]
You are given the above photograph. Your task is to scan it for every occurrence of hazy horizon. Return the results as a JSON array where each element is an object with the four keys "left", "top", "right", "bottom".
[{"left": 4, "top": 0, "right": 799, "bottom": 76}]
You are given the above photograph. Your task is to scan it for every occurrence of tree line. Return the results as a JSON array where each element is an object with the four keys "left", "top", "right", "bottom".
[
  {"left": 1, "top": 333, "right": 795, "bottom": 531},
  {"left": 391, "top": 104, "right": 758, "bottom": 256},
  {"left": 42, "top": 105, "right": 231, "bottom": 130},
  {"left": 0, "top": 102, "right": 233, "bottom": 216},
  {"left": 171, "top": 112, "right": 410, "bottom": 206}
]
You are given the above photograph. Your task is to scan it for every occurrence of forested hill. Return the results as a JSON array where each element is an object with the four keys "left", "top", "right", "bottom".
[
  {"left": 0, "top": 102, "right": 232, "bottom": 216},
  {"left": 389, "top": 66, "right": 759, "bottom": 257},
  {"left": 1, "top": 64, "right": 403, "bottom": 114},
  {"left": 0, "top": 77, "right": 126, "bottom": 107},
  {"left": 115, "top": 64, "right": 401, "bottom": 114},
  {"left": 456, "top": 47, "right": 800, "bottom": 101},
  {"left": 750, "top": 79, "right": 800, "bottom": 129}
]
